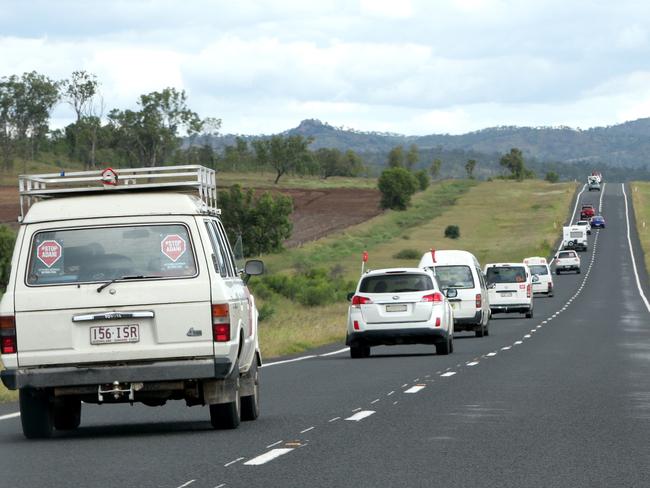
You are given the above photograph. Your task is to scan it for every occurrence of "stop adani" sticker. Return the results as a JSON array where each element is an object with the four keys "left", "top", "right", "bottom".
[
  {"left": 37, "top": 240, "right": 63, "bottom": 268},
  {"left": 161, "top": 234, "right": 187, "bottom": 262}
]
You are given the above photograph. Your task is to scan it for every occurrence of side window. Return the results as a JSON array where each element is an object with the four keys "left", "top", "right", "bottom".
[
  {"left": 207, "top": 220, "right": 235, "bottom": 278},
  {"left": 214, "top": 220, "right": 238, "bottom": 276},
  {"left": 204, "top": 221, "right": 227, "bottom": 277}
]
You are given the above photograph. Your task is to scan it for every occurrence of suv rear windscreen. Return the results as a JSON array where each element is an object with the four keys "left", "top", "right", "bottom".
[
  {"left": 528, "top": 265, "right": 548, "bottom": 276},
  {"left": 360, "top": 274, "right": 433, "bottom": 293},
  {"left": 27, "top": 224, "right": 197, "bottom": 285},
  {"left": 486, "top": 266, "right": 526, "bottom": 284},
  {"left": 433, "top": 265, "right": 475, "bottom": 289},
  {"left": 558, "top": 251, "right": 576, "bottom": 259}
]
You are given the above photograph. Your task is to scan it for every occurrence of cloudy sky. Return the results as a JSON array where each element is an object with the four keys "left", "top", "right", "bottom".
[{"left": 2, "top": 0, "right": 650, "bottom": 135}]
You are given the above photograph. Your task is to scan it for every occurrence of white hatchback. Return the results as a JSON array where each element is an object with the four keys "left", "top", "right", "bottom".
[
  {"left": 346, "top": 268, "right": 454, "bottom": 358},
  {"left": 524, "top": 257, "right": 554, "bottom": 297},
  {"left": 484, "top": 263, "right": 534, "bottom": 318}
]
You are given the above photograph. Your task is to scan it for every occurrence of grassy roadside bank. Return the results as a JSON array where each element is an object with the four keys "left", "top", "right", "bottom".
[
  {"left": 257, "top": 180, "right": 576, "bottom": 358},
  {"left": 631, "top": 182, "right": 650, "bottom": 276}
]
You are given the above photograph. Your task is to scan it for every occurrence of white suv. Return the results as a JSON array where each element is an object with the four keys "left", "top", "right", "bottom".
[
  {"left": 0, "top": 166, "right": 264, "bottom": 438},
  {"left": 484, "top": 263, "right": 534, "bottom": 318},
  {"left": 346, "top": 268, "right": 454, "bottom": 358}
]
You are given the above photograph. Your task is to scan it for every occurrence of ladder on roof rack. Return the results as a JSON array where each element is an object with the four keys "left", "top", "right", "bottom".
[{"left": 18, "top": 165, "right": 218, "bottom": 220}]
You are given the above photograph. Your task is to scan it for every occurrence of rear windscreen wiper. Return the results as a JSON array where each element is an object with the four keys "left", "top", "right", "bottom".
[{"left": 96, "top": 275, "right": 152, "bottom": 293}]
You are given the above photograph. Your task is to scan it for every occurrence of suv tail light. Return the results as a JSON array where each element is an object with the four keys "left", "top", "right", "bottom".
[
  {"left": 422, "top": 292, "right": 443, "bottom": 303},
  {"left": 211, "top": 304, "right": 230, "bottom": 342},
  {"left": 475, "top": 293, "right": 482, "bottom": 308},
  {"left": 526, "top": 284, "right": 532, "bottom": 298},
  {"left": 0, "top": 315, "right": 16, "bottom": 354},
  {"left": 351, "top": 295, "right": 372, "bottom": 308}
]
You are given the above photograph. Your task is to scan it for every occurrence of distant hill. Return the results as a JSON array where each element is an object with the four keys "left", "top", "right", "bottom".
[{"left": 201, "top": 118, "right": 650, "bottom": 180}]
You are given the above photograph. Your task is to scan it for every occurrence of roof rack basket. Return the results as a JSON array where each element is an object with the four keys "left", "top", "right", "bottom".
[{"left": 18, "top": 165, "right": 218, "bottom": 220}]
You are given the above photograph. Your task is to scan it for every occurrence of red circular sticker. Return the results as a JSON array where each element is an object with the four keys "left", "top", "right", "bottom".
[
  {"left": 37, "top": 240, "right": 62, "bottom": 268},
  {"left": 161, "top": 234, "right": 187, "bottom": 262}
]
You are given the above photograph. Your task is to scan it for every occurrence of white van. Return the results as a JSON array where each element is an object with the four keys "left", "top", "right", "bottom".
[
  {"left": 562, "top": 225, "right": 588, "bottom": 252},
  {"left": 0, "top": 166, "right": 264, "bottom": 438},
  {"left": 419, "top": 250, "right": 490, "bottom": 337},
  {"left": 523, "top": 257, "right": 554, "bottom": 297},
  {"left": 484, "top": 263, "right": 534, "bottom": 318}
]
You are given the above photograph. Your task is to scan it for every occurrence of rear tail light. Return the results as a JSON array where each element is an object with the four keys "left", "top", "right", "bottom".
[
  {"left": 422, "top": 292, "right": 443, "bottom": 303},
  {"left": 435, "top": 317, "right": 441, "bottom": 327},
  {"left": 475, "top": 293, "right": 482, "bottom": 308},
  {"left": 526, "top": 284, "right": 532, "bottom": 298},
  {"left": 351, "top": 295, "right": 372, "bottom": 308},
  {"left": 0, "top": 315, "right": 16, "bottom": 354},
  {"left": 211, "top": 304, "right": 230, "bottom": 342},
  {"left": 353, "top": 320, "right": 360, "bottom": 331}
]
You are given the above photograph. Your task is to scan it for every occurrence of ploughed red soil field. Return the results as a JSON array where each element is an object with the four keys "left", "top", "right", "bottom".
[{"left": 0, "top": 186, "right": 382, "bottom": 247}]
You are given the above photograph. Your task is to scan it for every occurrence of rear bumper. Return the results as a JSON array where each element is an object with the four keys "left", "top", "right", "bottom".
[
  {"left": 490, "top": 304, "right": 531, "bottom": 314},
  {"left": 1, "top": 357, "right": 233, "bottom": 390},
  {"left": 453, "top": 310, "right": 483, "bottom": 330},
  {"left": 346, "top": 328, "right": 449, "bottom": 347}
]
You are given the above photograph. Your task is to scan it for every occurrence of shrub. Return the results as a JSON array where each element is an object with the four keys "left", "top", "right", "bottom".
[
  {"left": 444, "top": 225, "right": 460, "bottom": 239},
  {"left": 258, "top": 303, "right": 276, "bottom": 322},
  {"left": 545, "top": 171, "right": 559, "bottom": 183},
  {"left": 261, "top": 267, "right": 355, "bottom": 307},
  {"left": 377, "top": 167, "right": 418, "bottom": 210},
  {"left": 393, "top": 248, "right": 420, "bottom": 260},
  {"left": 414, "top": 170, "right": 429, "bottom": 191},
  {"left": 0, "top": 226, "right": 16, "bottom": 292}
]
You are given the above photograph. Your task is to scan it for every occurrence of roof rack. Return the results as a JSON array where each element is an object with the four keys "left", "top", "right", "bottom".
[{"left": 18, "top": 165, "right": 218, "bottom": 220}]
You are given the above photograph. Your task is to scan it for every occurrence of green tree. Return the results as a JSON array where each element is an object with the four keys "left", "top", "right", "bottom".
[
  {"left": 406, "top": 144, "right": 419, "bottom": 170},
  {"left": 465, "top": 159, "right": 477, "bottom": 179},
  {"left": 500, "top": 148, "right": 527, "bottom": 181},
  {"left": 545, "top": 171, "right": 559, "bottom": 183},
  {"left": 252, "top": 134, "right": 312, "bottom": 184},
  {"left": 414, "top": 169, "right": 429, "bottom": 191},
  {"left": 0, "top": 225, "right": 16, "bottom": 292},
  {"left": 315, "top": 147, "right": 364, "bottom": 178},
  {"left": 108, "top": 87, "right": 203, "bottom": 167},
  {"left": 62, "top": 71, "right": 100, "bottom": 167},
  {"left": 377, "top": 167, "right": 418, "bottom": 210},
  {"left": 219, "top": 184, "right": 293, "bottom": 256},
  {"left": 388, "top": 145, "right": 405, "bottom": 168},
  {"left": 430, "top": 158, "right": 442, "bottom": 179}
]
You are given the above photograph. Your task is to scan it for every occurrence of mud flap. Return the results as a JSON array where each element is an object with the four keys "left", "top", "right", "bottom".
[{"left": 202, "top": 364, "right": 239, "bottom": 405}]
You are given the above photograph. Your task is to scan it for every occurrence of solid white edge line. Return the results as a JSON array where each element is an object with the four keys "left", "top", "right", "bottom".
[
  {"left": 244, "top": 448, "right": 294, "bottom": 466},
  {"left": 0, "top": 412, "right": 20, "bottom": 421},
  {"left": 622, "top": 183, "right": 650, "bottom": 312},
  {"left": 319, "top": 347, "right": 350, "bottom": 357},
  {"left": 599, "top": 182, "right": 606, "bottom": 212},
  {"left": 262, "top": 355, "right": 317, "bottom": 368}
]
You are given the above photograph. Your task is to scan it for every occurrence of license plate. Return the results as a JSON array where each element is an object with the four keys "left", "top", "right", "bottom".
[
  {"left": 90, "top": 324, "right": 140, "bottom": 345},
  {"left": 385, "top": 304, "right": 407, "bottom": 313},
  {"left": 499, "top": 292, "right": 513, "bottom": 297}
]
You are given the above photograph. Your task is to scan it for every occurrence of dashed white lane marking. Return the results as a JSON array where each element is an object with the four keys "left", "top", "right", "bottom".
[
  {"left": 501, "top": 346, "right": 511, "bottom": 351},
  {"left": 404, "top": 385, "right": 426, "bottom": 393},
  {"left": 300, "top": 426, "right": 315, "bottom": 434},
  {"left": 441, "top": 371, "right": 457, "bottom": 377},
  {"left": 0, "top": 412, "right": 20, "bottom": 421},
  {"left": 514, "top": 341, "right": 523, "bottom": 345},
  {"left": 319, "top": 347, "right": 350, "bottom": 357},
  {"left": 524, "top": 334, "right": 531, "bottom": 338},
  {"left": 244, "top": 449, "right": 294, "bottom": 466},
  {"left": 328, "top": 417, "right": 341, "bottom": 423},
  {"left": 401, "top": 383, "right": 408, "bottom": 388},
  {"left": 486, "top": 352, "right": 497, "bottom": 357},
  {"left": 345, "top": 410, "right": 376, "bottom": 421},
  {"left": 177, "top": 480, "right": 195, "bottom": 488},
  {"left": 622, "top": 183, "right": 650, "bottom": 313},
  {"left": 351, "top": 407, "right": 361, "bottom": 412},
  {"left": 266, "top": 440, "right": 283, "bottom": 449},
  {"left": 370, "top": 398, "right": 380, "bottom": 404},
  {"left": 215, "top": 484, "right": 226, "bottom": 488},
  {"left": 224, "top": 457, "right": 245, "bottom": 468},
  {"left": 387, "top": 391, "right": 395, "bottom": 396},
  {"left": 467, "top": 361, "right": 479, "bottom": 366},
  {"left": 262, "top": 355, "right": 317, "bottom": 368}
]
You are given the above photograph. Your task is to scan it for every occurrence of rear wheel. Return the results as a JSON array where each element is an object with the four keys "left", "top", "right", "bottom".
[
  {"left": 577, "top": 269, "right": 581, "bottom": 274},
  {"left": 555, "top": 270, "right": 561, "bottom": 275},
  {"left": 240, "top": 361, "right": 260, "bottom": 422},
  {"left": 525, "top": 309, "right": 533, "bottom": 319},
  {"left": 436, "top": 337, "right": 451, "bottom": 355},
  {"left": 350, "top": 345, "right": 370, "bottom": 358},
  {"left": 53, "top": 396, "right": 81, "bottom": 431},
  {"left": 475, "top": 324, "right": 485, "bottom": 337},
  {"left": 19, "top": 388, "right": 54, "bottom": 439},
  {"left": 210, "top": 394, "right": 241, "bottom": 430}
]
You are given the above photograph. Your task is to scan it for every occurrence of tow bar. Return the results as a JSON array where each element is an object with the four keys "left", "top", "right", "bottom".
[{"left": 98, "top": 381, "right": 143, "bottom": 403}]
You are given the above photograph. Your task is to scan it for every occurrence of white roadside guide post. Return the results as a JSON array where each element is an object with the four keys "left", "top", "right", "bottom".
[{"left": 361, "top": 250, "right": 368, "bottom": 275}]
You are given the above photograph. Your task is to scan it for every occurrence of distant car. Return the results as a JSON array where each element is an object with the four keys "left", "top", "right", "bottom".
[
  {"left": 590, "top": 215, "right": 606, "bottom": 229},
  {"left": 346, "top": 268, "right": 455, "bottom": 358},
  {"left": 523, "top": 257, "right": 554, "bottom": 297},
  {"left": 555, "top": 250, "right": 581, "bottom": 274},
  {"left": 576, "top": 220, "right": 592, "bottom": 235},
  {"left": 580, "top": 204, "right": 596, "bottom": 220},
  {"left": 588, "top": 180, "right": 601, "bottom": 191},
  {"left": 484, "top": 263, "right": 534, "bottom": 318}
]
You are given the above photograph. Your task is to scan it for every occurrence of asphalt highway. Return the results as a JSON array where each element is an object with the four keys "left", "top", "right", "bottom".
[{"left": 1, "top": 182, "right": 649, "bottom": 488}]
